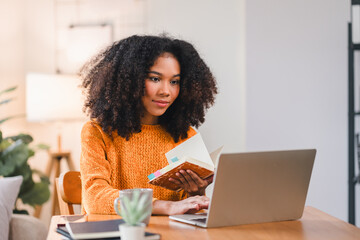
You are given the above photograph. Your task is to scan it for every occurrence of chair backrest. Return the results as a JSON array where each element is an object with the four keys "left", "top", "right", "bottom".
[{"left": 55, "top": 171, "right": 81, "bottom": 215}]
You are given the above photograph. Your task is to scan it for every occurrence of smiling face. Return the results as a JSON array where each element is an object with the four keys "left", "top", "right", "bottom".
[{"left": 141, "top": 53, "right": 181, "bottom": 125}]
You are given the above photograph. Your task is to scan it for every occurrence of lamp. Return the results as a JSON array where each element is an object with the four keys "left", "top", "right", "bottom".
[
  {"left": 26, "top": 72, "right": 85, "bottom": 152},
  {"left": 26, "top": 72, "right": 86, "bottom": 216}
]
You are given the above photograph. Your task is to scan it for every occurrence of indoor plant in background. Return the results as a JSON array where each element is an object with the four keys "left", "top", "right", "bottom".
[
  {"left": 0, "top": 86, "right": 50, "bottom": 214},
  {"left": 114, "top": 188, "right": 153, "bottom": 240}
]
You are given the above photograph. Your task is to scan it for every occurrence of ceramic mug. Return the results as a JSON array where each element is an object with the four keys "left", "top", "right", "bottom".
[{"left": 114, "top": 188, "right": 153, "bottom": 225}]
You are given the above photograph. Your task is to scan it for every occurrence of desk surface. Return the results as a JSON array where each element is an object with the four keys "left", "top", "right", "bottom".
[{"left": 47, "top": 206, "right": 360, "bottom": 240}]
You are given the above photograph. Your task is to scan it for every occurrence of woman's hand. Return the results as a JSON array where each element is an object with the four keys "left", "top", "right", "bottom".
[
  {"left": 169, "top": 170, "right": 214, "bottom": 196},
  {"left": 152, "top": 196, "right": 210, "bottom": 215}
]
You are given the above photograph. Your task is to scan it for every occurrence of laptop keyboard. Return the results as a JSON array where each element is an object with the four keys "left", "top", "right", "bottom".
[{"left": 190, "top": 218, "right": 207, "bottom": 223}]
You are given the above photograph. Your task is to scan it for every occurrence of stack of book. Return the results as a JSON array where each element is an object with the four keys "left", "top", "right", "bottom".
[{"left": 56, "top": 219, "right": 160, "bottom": 239}]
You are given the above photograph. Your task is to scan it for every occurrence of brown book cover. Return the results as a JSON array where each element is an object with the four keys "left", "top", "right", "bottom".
[{"left": 148, "top": 158, "right": 214, "bottom": 191}]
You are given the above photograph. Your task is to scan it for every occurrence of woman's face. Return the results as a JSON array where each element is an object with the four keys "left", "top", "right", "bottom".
[{"left": 141, "top": 53, "right": 181, "bottom": 125}]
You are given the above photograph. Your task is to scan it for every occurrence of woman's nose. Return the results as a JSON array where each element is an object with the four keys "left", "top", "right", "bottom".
[{"left": 159, "top": 82, "right": 170, "bottom": 96}]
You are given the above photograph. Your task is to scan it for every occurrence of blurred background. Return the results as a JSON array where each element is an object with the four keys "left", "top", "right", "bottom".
[{"left": 1, "top": 0, "right": 357, "bottom": 228}]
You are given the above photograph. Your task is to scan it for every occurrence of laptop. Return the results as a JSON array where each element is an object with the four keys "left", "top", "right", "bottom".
[{"left": 169, "top": 149, "right": 316, "bottom": 228}]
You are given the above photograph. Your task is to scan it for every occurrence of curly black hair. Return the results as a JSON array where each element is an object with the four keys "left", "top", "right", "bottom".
[{"left": 80, "top": 34, "right": 217, "bottom": 142}]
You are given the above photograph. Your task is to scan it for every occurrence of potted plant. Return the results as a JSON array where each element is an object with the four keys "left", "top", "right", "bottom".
[
  {"left": 0, "top": 86, "right": 51, "bottom": 214},
  {"left": 114, "top": 188, "right": 153, "bottom": 240}
]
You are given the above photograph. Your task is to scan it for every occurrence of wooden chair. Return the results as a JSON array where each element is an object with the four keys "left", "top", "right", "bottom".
[{"left": 55, "top": 171, "right": 82, "bottom": 215}]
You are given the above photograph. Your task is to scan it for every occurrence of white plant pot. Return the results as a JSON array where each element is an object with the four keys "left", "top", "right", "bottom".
[{"left": 119, "top": 223, "right": 145, "bottom": 240}]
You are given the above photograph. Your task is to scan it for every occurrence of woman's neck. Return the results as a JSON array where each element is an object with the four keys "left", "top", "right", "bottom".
[{"left": 140, "top": 114, "right": 159, "bottom": 125}]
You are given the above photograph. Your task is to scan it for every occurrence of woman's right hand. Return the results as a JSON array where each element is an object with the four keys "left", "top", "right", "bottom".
[
  {"left": 152, "top": 196, "right": 210, "bottom": 215},
  {"left": 170, "top": 195, "right": 210, "bottom": 215}
]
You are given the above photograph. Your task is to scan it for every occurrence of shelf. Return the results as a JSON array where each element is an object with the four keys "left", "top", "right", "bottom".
[
  {"left": 348, "top": 18, "right": 358, "bottom": 225},
  {"left": 351, "top": 43, "right": 360, "bottom": 50}
]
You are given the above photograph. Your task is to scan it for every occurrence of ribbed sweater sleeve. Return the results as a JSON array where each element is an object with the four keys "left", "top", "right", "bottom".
[{"left": 80, "top": 122, "right": 119, "bottom": 214}]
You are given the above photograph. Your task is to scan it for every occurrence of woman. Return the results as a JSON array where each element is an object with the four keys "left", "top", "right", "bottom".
[{"left": 80, "top": 35, "right": 217, "bottom": 215}]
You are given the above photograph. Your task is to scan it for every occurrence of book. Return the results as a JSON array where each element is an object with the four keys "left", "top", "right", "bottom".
[
  {"left": 61, "top": 219, "right": 160, "bottom": 240},
  {"left": 165, "top": 133, "right": 215, "bottom": 166},
  {"left": 148, "top": 133, "right": 223, "bottom": 191},
  {"left": 57, "top": 226, "right": 160, "bottom": 240},
  {"left": 56, "top": 225, "right": 72, "bottom": 239},
  {"left": 57, "top": 225, "right": 160, "bottom": 240},
  {"left": 148, "top": 157, "right": 215, "bottom": 191}
]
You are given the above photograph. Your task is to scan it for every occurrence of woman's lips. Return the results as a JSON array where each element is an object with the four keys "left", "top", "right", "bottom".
[{"left": 153, "top": 100, "right": 169, "bottom": 107}]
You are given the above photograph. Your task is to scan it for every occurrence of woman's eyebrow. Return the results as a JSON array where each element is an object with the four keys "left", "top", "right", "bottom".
[
  {"left": 148, "top": 71, "right": 181, "bottom": 77},
  {"left": 148, "top": 71, "right": 162, "bottom": 75}
]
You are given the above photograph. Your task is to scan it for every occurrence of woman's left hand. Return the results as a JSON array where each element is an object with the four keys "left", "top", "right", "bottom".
[{"left": 169, "top": 170, "right": 214, "bottom": 196}]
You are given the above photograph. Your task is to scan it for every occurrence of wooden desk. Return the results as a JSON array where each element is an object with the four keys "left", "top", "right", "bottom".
[{"left": 47, "top": 206, "right": 360, "bottom": 240}]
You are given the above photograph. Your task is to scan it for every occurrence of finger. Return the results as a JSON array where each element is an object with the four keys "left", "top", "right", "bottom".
[
  {"left": 184, "top": 203, "right": 200, "bottom": 214},
  {"left": 196, "top": 200, "right": 209, "bottom": 210},
  {"left": 199, "top": 199, "right": 210, "bottom": 209},
  {"left": 169, "top": 177, "right": 182, "bottom": 186},
  {"left": 205, "top": 175, "right": 214, "bottom": 184},
  {"left": 180, "top": 170, "right": 199, "bottom": 192},
  {"left": 176, "top": 172, "right": 190, "bottom": 188},
  {"left": 180, "top": 170, "right": 196, "bottom": 185},
  {"left": 188, "top": 195, "right": 209, "bottom": 204},
  {"left": 177, "top": 196, "right": 210, "bottom": 214},
  {"left": 186, "top": 170, "right": 206, "bottom": 186},
  {"left": 198, "top": 196, "right": 210, "bottom": 204},
  {"left": 185, "top": 198, "right": 209, "bottom": 213}
]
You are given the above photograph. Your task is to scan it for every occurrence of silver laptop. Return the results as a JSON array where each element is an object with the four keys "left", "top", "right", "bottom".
[{"left": 169, "top": 149, "right": 316, "bottom": 228}]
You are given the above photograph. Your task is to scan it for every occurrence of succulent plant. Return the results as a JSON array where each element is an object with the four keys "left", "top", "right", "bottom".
[{"left": 120, "top": 189, "right": 152, "bottom": 226}]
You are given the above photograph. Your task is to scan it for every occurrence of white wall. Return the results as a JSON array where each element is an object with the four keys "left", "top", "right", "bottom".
[
  {"left": 0, "top": 1, "right": 26, "bottom": 135},
  {"left": 246, "top": 0, "right": 353, "bottom": 224}
]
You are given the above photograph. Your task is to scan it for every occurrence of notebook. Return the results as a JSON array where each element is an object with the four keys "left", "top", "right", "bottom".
[
  {"left": 60, "top": 219, "right": 160, "bottom": 239},
  {"left": 169, "top": 149, "right": 316, "bottom": 228}
]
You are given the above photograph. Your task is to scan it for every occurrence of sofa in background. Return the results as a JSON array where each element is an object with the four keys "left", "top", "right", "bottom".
[
  {"left": 9, "top": 214, "right": 47, "bottom": 240},
  {"left": 0, "top": 176, "right": 47, "bottom": 240}
]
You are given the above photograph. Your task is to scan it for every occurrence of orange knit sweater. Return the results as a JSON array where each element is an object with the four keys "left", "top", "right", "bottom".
[{"left": 80, "top": 121, "right": 197, "bottom": 214}]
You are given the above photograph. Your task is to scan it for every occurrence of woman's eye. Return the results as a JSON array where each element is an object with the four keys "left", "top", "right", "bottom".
[
  {"left": 149, "top": 77, "right": 160, "bottom": 82},
  {"left": 171, "top": 80, "right": 180, "bottom": 85}
]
